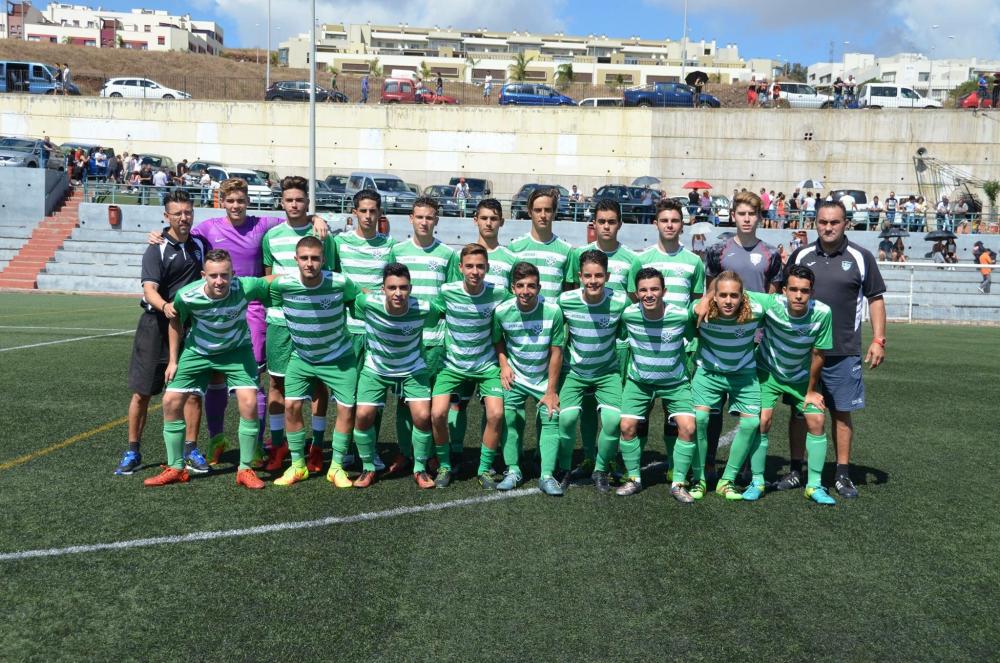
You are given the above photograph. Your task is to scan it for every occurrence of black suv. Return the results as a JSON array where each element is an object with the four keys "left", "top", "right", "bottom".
[
  {"left": 265, "top": 80, "right": 348, "bottom": 103},
  {"left": 510, "top": 184, "right": 577, "bottom": 220},
  {"left": 590, "top": 185, "right": 660, "bottom": 224}
]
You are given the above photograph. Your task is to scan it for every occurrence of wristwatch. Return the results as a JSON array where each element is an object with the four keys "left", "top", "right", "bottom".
[{"left": 872, "top": 337, "right": 886, "bottom": 347}]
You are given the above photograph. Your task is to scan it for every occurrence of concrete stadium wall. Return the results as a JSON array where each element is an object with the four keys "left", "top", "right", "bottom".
[
  {"left": 0, "top": 169, "right": 69, "bottom": 225},
  {"left": 2, "top": 96, "right": 999, "bottom": 199}
]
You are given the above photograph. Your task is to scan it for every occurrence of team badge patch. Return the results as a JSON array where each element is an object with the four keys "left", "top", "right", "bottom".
[
  {"left": 750, "top": 254, "right": 762, "bottom": 266},
  {"left": 841, "top": 260, "right": 853, "bottom": 271}
]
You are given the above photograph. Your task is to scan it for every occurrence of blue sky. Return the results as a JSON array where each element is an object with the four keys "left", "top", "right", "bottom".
[{"left": 91, "top": 0, "right": 1000, "bottom": 63}]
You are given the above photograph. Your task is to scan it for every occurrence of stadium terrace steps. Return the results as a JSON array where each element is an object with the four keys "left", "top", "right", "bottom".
[{"left": 0, "top": 189, "right": 82, "bottom": 290}]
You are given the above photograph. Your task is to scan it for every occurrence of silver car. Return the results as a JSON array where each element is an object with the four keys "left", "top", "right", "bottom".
[{"left": 0, "top": 137, "right": 65, "bottom": 170}]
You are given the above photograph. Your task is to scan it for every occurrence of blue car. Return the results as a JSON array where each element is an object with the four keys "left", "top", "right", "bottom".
[{"left": 499, "top": 83, "right": 576, "bottom": 106}]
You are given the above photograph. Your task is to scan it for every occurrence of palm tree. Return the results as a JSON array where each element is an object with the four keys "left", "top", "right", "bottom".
[
  {"left": 369, "top": 57, "right": 382, "bottom": 78},
  {"left": 508, "top": 52, "right": 535, "bottom": 82},
  {"left": 555, "top": 63, "right": 574, "bottom": 90},
  {"left": 419, "top": 61, "right": 433, "bottom": 82},
  {"left": 984, "top": 180, "right": 1000, "bottom": 226},
  {"left": 610, "top": 73, "right": 626, "bottom": 91}
]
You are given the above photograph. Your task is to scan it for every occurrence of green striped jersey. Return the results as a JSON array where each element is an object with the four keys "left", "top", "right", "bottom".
[
  {"left": 567, "top": 242, "right": 642, "bottom": 295},
  {"left": 492, "top": 298, "right": 566, "bottom": 393},
  {"left": 629, "top": 246, "right": 705, "bottom": 306},
  {"left": 758, "top": 296, "right": 833, "bottom": 383},
  {"left": 694, "top": 291, "right": 773, "bottom": 374},
  {"left": 388, "top": 238, "right": 459, "bottom": 345},
  {"left": 508, "top": 233, "right": 573, "bottom": 302},
  {"left": 261, "top": 222, "right": 336, "bottom": 325},
  {"left": 436, "top": 281, "right": 513, "bottom": 372},
  {"left": 352, "top": 293, "right": 442, "bottom": 377},
  {"left": 173, "top": 276, "right": 269, "bottom": 356},
  {"left": 269, "top": 271, "right": 360, "bottom": 364},
  {"left": 558, "top": 288, "right": 629, "bottom": 379},
  {"left": 485, "top": 245, "right": 517, "bottom": 290},
  {"left": 621, "top": 302, "right": 695, "bottom": 385},
  {"left": 334, "top": 231, "right": 397, "bottom": 334}
]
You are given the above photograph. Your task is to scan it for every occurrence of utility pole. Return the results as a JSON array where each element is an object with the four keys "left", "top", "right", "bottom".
[
  {"left": 265, "top": 0, "right": 271, "bottom": 89},
  {"left": 680, "top": 0, "right": 688, "bottom": 82},
  {"left": 308, "top": 1, "right": 316, "bottom": 215}
]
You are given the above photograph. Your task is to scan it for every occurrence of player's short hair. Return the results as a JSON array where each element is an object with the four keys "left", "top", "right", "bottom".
[
  {"left": 296, "top": 235, "right": 324, "bottom": 252},
  {"left": 816, "top": 200, "right": 847, "bottom": 220},
  {"left": 460, "top": 243, "right": 488, "bottom": 263},
  {"left": 411, "top": 196, "right": 439, "bottom": 214},
  {"left": 594, "top": 198, "right": 621, "bottom": 221},
  {"left": 382, "top": 262, "right": 410, "bottom": 282},
  {"left": 732, "top": 190, "right": 762, "bottom": 213},
  {"left": 475, "top": 198, "right": 503, "bottom": 218},
  {"left": 527, "top": 187, "right": 559, "bottom": 211},
  {"left": 634, "top": 266, "right": 664, "bottom": 289},
  {"left": 510, "top": 261, "right": 539, "bottom": 285},
  {"left": 218, "top": 178, "right": 248, "bottom": 199},
  {"left": 579, "top": 248, "right": 608, "bottom": 272},
  {"left": 786, "top": 263, "right": 816, "bottom": 286},
  {"left": 203, "top": 249, "right": 232, "bottom": 266},
  {"left": 353, "top": 188, "right": 381, "bottom": 210},
  {"left": 163, "top": 188, "right": 192, "bottom": 209},
  {"left": 280, "top": 175, "right": 309, "bottom": 195},
  {"left": 654, "top": 197, "right": 684, "bottom": 219}
]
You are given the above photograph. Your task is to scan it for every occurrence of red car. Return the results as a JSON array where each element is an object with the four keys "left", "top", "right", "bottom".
[
  {"left": 380, "top": 78, "right": 459, "bottom": 105},
  {"left": 957, "top": 92, "right": 993, "bottom": 109}
]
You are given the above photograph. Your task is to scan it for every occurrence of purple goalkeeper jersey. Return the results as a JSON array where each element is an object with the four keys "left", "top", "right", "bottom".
[{"left": 191, "top": 215, "right": 284, "bottom": 277}]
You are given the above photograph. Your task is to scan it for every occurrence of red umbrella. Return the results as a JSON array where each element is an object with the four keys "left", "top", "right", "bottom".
[{"left": 683, "top": 180, "right": 712, "bottom": 190}]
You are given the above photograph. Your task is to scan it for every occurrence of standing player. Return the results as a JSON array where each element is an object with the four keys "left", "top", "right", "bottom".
[
  {"left": 388, "top": 197, "right": 458, "bottom": 473},
  {"left": 430, "top": 244, "right": 512, "bottom": 488},
  {"left": 260, "top": 177, "right": 337, "bottom": 473},
  {"left": 117, "top": 190, "right": 207, "bottom": 476},
  {"left": 617, "top": 267, "right": 698, "bottom": 500},
  {"left": 334, "top": 189, "right": 397, "bottom": 470},
  {"left": 755, "top": 264, "right": 836, "bottom": 505},
  {"left": 782, "top": 201, "right": 886, "bottom": 498},
  {"left": 144, "top": 249, "right": 270, "bottom": 488},
  {"left": 268, "top": 236, "right": 360, "bottom": 488},
  {"left": 492, "top": 262, "right": 566, "bottom": 495},
  {"left": 558, "top": 250, "right": 629, "bottom": 494},
  {"left": 351, "top": 263, "right": 440, "bottom": 488},
  {"left": 508, "top": 188, "right": 573, "bottom": 302}
]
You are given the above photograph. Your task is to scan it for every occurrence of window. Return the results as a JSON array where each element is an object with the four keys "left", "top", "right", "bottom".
[
  {"left": 901, "top": 88, "right": 920, "bottom": 99},
  {"left": 704, "top": 48, "right": 711, "bottom": 55},
  {"left": 880, "top": 71, "right": 896, "bottom": 83},
  {"left": 873, "top": 86, "right": 897, "bottom": 97},
  {"left": 157, "top": 36, "right": 165, "bottom": 45},
  {"left": 917, "top": 72, "right": 929, "bottom": 82},
  {"left": 144, "top": 25, "right": 151, "bottom": 32},
  {"left": 385, "top": 81, "right": 399, "bottom": 93}
]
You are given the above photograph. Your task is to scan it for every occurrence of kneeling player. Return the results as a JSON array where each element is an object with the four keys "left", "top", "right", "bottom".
[
  {"left": 352, "top": 263, "right": 440, "bottom": 488},
  {"left": 269, "top": 236, "right": 361, "bottom": 487},
  {"left": 145, "top": 249, "right": 270, "bottom": 489},
  {"left": 618, "top": 268, "right": 698, "bottom": 501},
  {"left": 755, "top": 264, "right": 836, "bottom": 505},
  {"left": 493, "top": 262, "right": 566, "bottom": 495},
  {"left": 430, "top": 244, "right": 512, "bottom": 489}
]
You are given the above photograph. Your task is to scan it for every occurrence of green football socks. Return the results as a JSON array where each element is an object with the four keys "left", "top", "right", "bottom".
[
  {"left": 721, "top": 416, "right": 761, "bottom": 483},
  {"left": 806, "top": 432, "right": 828, "bottom": 488},
  {"left": 286, "top": 429, "right": 308, "bottom": 468},
  {"left": 353, "top": 427, "right": 376, "bottom": 472},
  {"left": 751, "top": 432, "right": 769, "bottom": 484},
  {"left": 163, "top": 419, "right": 185, "bottom": 470},
  {"left": 238, "top": 417, "right": 260, "bottom": 470}
]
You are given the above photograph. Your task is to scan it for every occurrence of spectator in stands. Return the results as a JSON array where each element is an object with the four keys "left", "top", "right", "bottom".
[
  {"left": 199, "top": 170, "right": 213, "bottom": 206},
  {"left": 691, "top": 232, "right": 706, "bottom": 258},
  {"left": 107, "top": 151, "right": 120, "bottom": 184},
  {"left": 94, "top": 149, "right": 108, "bottom": 179},
  {"left": 801, "top": 192, "right": 816, "bottom": 228},
  {"left": 903, "top": 195, "right": 917, "bottom": 230},
  {"left": 945, "top": 236, "right": 958, "bottom": 265},
  {"left": 747, "top": 76, "right": 758, "bottom": 106},
  {"left": 775, "top": 192, "right": 787, "bottom": 229},
  {"left": 891, "top": 238, "right": 907, "bottom": 263},
  {"left": 877, "top": 235, "right": 894, "bottom": 261},
  {"left": 177, "top": 159, "right": 189, "bottom": 180},
  {"left": 361, "top": 75, "right": 369, "bottom": 103},
  {"left": 931, "top": 241, "right": 946, "bottom": 266},
  {"left": 993, "top": 72, "right": 1000, "bottom": 109},
  {"left": 833, "top": 76, "right": 845, "bottom": 107},
  {"left": 915, "top": 196, "right": 928, "bottom": 232},
  {"left": 152, "top": 167, "right": 170, "bottom": 205},
  {"left": 778, "top": 243, "right": 788, "bottom": 264},
  {"left": 789, "top": 231, "right": 802, "bottom": 253},
  {"left": 128, "top": 169, "right": 142, "bottom": 193},
  {"left": 954, "top": 198, "right": 970, "bottom": 233},
  {"left": 868, "top": 195, "right": 882, "bottom": 230},
  {"left": 698, "top": 189, "right": 711, "bottom": 223},
  {"left": 885, "top": 191, "right": 898, "bottom": 226},
  {"left": 935, "top": 196, "right": 951, "bottom": 231},
  {"left": 569, "top": 185, "right": 581, "bottom": 203},
  {"left": 688, "top": 188, "right": 700, "bottom": 219},
  {"left": 975, "top": 241, "right": 994, "bottom": 293}
]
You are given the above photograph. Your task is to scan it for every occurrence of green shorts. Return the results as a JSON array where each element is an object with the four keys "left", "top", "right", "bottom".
[
  {"left": 285, "top": 351, "right": 358, "bottom": 407},
  {"left": 424, "top": 344, "right": 445, "bottom": 379},
  {"left": 691, "top": 368, "right": 760, "bottom": 416},
  {"left": 432, "top": 364, "right": 504, "bottom": 400},
  {"left": 167, "top": 345, "right": 258, "bottom": 395},
  {"left": 266, "top": 324, "right": 293, "bottom": 377},
  {"left": 616, "top": 341, "right": 630, "bottom": 382},
  {"left": 356, "top": 368, "right": 431, "bottom": 407},
  {"left": 501, "top": 380, "right": 558, "bottom": 418},
  {"left": 559, "top": 371, "right": 622, "bottom": 413},
  {"left": 684, "top": 338, "right": 698, "bottom": 378},
  {"left": 758, "top": 369, "right": 823, "bottom": 415},
  {"left": 350, "top": 332, "right": 366, "bottom": 373},
  {"left": 620, "top": 378, "right": 695, "bottom": 421}
]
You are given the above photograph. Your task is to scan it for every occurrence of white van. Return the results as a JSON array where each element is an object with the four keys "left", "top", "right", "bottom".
[
  {"left": 857, "top": 84, "right": 941, "bottom": 109},
  {"left": 578, "top": 97, "right": 623, "bottom": 107}
]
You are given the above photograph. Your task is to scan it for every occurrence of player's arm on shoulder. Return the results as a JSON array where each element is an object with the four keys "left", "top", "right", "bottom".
[
  {"left": 311, "top": 214, "right": 330, "bottom": 240},
  {"left": 245, "top": 276, "right": 271, "bottom": 301},
  {"left": 342, "top": 275, "right": 361, "bottom": 303},
  {"left": 694, "top": 282, "right": 714, "bottom": 326},
  {"left": 351, "top": 293, "right": 369, "bottom": 319}
]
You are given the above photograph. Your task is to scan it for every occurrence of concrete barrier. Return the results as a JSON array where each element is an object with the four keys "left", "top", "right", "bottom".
[{"left": 0, "top": 169, "right": 69, "bottom": 225}]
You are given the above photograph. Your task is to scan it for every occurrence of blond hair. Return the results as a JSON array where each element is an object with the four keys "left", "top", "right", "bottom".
[
  {"left": 218, "top": 178, "right": 248, "bottom": 200},
  {"left": 707, "top": 270, "right": 754, "bottom": 324}
]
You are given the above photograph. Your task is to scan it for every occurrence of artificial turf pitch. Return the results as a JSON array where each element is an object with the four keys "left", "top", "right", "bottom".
[{"left": 0, "top": 291, "right": 997, "bottom": 661}]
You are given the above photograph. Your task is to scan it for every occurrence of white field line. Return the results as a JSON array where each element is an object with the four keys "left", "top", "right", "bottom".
[
  {"left": 0, "top": 325, "right": 130, "bottom": 332},
  {"left": 0, "top": 330, "right": 133, "bottom": 352},
  {"left": 0, "top": 487, "right": 541, "bottom": 562}
]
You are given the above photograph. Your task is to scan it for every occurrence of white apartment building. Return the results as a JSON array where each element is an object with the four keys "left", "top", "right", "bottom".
[
  {"left": 279, "top": 23, "right": 774, "bottom": 86},
  {"left": 0, "top": 3, "right": 224, "bottom": 54},
  {"left": 807, "top": 52, "right": 1000, "bottom": 101}
]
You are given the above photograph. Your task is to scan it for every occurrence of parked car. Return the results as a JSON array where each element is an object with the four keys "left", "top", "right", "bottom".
[
  {"left": 578, "top": 97, "right": 624, "bottom": 107},
  {"left": 415, "top": 86, "right": 459, "bottom": 105},
  {"left": 712, "top": 195, "right": 732, "bottom": 225},
  {"left": 182, "top": 160, "right": 223, "bottom": 185},
  {"left": 766, "top": 82, "right": 833, "bottom": 108},
  {"left": 264, "top": 80, "right": 347, "bottom": 102},
  {"left": 378, "top": 78, "right": 458, "bottom": 105},
  {"left": 60, "top": 141, "right": 115, "bottom": 158},
  {"left": 499, "top": 84, "right": 576, "bottom": 106},
  {"left": 856, "top": 84, "right": 941, "bottom": 109},
  {"left": 0, "top": 61, "right": 67, "bottom": 94},
  {"left": 957, "top": 92, "right": 993, "bottom": 109},
  {"left": 590, "top": 185, "right": 660, "bottom": 223},
  {"left": 137, "top": 154, "right": 176, "bottom": 171},
  {"left": 421, "top": 185, "right": 464, "bottom": 217},
  {"left": 0, "top": 137, "right": 64, "bottom": 170},
  {"left": 829, "top": 189, "right": 871, "bottom": 229},
  {"left": 100, "top": 77, "right": 191, "bottom": 99},
  {"left": 200, "top": 165, "right": 274, "bottom": 208},
  {"left": 448, "top": 176, "right": 494, "bottom": 203},
  {"left": 510, "top": 183, "right": 575, "bottom": 220},
  {"left": 623, "top": 82, "right": 721, "bottom": 108},
  {"left": 324, "top": 174, "right": 349, "bottom": 193},
  {"left": 311, "top": 179, "right": 342, "bottom": 210},
  {"left": 343, "top": 171, "right": 417, "bottom": 214}
]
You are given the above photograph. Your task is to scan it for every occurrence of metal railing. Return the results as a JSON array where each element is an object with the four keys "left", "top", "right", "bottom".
[
  {"left": 864, "top": 261, "right": 994, "bottom": 323},
  {"left": 758, "top": 210, "right": 1000, "bottom": 234}
]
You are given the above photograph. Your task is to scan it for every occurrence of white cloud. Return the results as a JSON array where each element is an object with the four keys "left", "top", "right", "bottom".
[
  {"left": 888, "top": 0, "right": 1000, "bottom": 60},
  {"left": 216, "top": 0, "right": 567, "bottom": 49}
]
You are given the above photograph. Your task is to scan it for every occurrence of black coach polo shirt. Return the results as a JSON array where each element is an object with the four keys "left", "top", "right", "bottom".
[
  {"left": 139, "top": 230, "right": 207, "bottom": 314},
  {"left": 786, "top": 236, "right": 886, "bottom": 357}
]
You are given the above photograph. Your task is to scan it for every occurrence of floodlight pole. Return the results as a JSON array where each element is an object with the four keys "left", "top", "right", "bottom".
[
  {"left": 308, "top": 0, "right": 316, "bottom": 215},
  {"left": 680, "top": 0, "right": 688, "bottom": 82},
  {"left": 265, "top": 0, "right": 271, "bottom": 89}
]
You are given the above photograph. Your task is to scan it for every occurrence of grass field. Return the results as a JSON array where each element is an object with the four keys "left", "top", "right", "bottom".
[{"left": 1, "top": 291, "right": 998, "bottom": 662}]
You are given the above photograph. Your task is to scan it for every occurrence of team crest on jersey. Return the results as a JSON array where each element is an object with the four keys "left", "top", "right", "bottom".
[
  {"left": 320, "top": 297, "right": 335, "bottom": 310},
  {"left": 527, "top": 323, "right": 543, "bottom": 336},
  {"left": 661, "top": 329, "right": 676, "bottom": 342},
  {"left": 596, "top": 316, "right": 615, "bottom": 328},
  {"left": 427, "top": 258, "right": 444, "bottom": 272},
  {"left": 370, "top": 248, "right": 389, "bottom": 260},
  {"left": 545, "top": 255, "right": 559, "bottom": 267},
  {"left": 750, "top": 253, "right": 762, "bottom": 266},
  {"left": 796, "top": 325, "right": 811, "bottom": 337},
  {"left": 841, "top": 260, "right": 853, "bottom": 271},
  {"left": 490, "top": 264, "right": 504, "bottom": 275},
  {"left": 734, "top": 326, "right": 747, "bottom": 337},
  {"left": 399, "top": 324, "right": 416, "bottom": 335},
  {"left": 226, "top": 308, "right": 240, "bottom": 320}
]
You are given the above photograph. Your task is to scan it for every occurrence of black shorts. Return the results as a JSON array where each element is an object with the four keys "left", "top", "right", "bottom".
[
  {"left": 821, "top": 355, "right": 865, "bottom": 412},
  {"left": 128, "top": 312, "right": 169, "bottom": 396}
]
